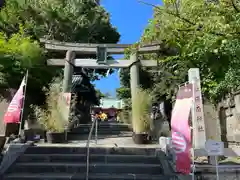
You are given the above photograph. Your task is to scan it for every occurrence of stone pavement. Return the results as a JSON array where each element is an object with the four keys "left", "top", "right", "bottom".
[{"left": 36, "top": 136, "right": 161, "bottom": 148}]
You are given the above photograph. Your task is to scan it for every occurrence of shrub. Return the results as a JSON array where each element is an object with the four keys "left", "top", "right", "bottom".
[
  {"left": 32, "top": 77, "right": 70, "bottom": 133},
  {"left": 132, "top": 88, "right": 152, "bottom": 133}
]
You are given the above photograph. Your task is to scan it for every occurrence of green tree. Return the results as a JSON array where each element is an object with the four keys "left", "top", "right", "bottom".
[
  {"left": 0, "top": 27, "right": 43, "bottom": 90},
  {"left": 119, "top": 0, "right": 240, "bottom": 105},
  {"left": 0, "top": 0, "right": 120, "bottom": 104},
  {"left": 0, "top": 27, "right": 58, "bottom": 105},
  {"left": 95, "top": 89, "right": 106, "bottom": 99},
  {"left": 104, "top": 92, "right": 112, "bottom": 98},
  {"left": 0, "top": 0, "right": 120, "bottom": 43}
]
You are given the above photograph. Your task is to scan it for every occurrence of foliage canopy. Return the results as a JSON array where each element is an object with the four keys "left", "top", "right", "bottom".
[
  {"left": 118, "top": 0, "right": 240, "bottom": 105},
  {"left": 0, "top": 0, "right": 120, "bottom": 43},
  {"left": 0, "top": 0, "right": 120, "bottom": 104}
]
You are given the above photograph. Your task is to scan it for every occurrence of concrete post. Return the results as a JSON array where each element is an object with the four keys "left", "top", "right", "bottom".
[
  {"left": 63, "top": 51, "right": 75, "bottom": 92},
  {"left": 130, "top": 52, "right": 140, "bottom": 126}
]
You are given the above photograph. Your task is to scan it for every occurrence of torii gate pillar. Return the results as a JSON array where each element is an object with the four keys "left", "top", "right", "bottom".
[
  {"left": 63, "top": 50, "right": 75, "bottom": 92},
  {"left": 130, "top": 52, "right": 140, "bottom": 123}
]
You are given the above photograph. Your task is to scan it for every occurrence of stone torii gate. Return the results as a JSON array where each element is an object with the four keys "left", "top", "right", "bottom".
[{"left": 40, "top": 39, "right": 162, "bottom": 123}]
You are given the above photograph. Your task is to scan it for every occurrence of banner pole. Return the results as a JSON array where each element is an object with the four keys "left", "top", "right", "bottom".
[
  {"left": 191, "top": 79, "right": 196, "bottom": 180},
  {"left": 191, "top": 148, "right": 195, "bottom": 180},
  {"left": 19, "top": 70, "right": 29, "bottom": 136},
  {"left": 215, "top": 156, "right": 219, "bottom": 180},
  {"left": 191, "top": 78, "right": 197, "bottom": 148}
]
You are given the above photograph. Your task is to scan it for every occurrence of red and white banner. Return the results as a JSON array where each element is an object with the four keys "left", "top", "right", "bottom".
[
  {"left": 4, "top": 77, "right": 26, "bottom": 124},
  {"left": 171, "top": 84, "right": 192, "bottom": 174}
]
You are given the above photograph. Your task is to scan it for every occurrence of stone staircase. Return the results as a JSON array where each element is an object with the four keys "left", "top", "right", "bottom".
[
  {"left": 67, "top": 122, "right": 132, "bottom": 140},
  {"left": 2, "top": 146, "right": 177, "bottom": 180}
]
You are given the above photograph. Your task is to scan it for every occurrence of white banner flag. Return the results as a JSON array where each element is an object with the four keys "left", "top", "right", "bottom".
[{"left": 188, "top": 68, "right": 206, "bottom": 148}]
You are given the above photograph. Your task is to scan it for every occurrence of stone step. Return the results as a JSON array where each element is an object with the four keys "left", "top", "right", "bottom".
[
  {"left": 17, "top": 154, "right": 160, "bottom": 164},
  {"left": 73, "top": 123, "right": 130, "bottom": 128},
  {"left": 67, "top": 132, "right": 132, "bottom": 141},
  {"left": 75, "top": 122, "right": 130, "bottom": 126},
  {"left": 3, "top": 173, "right": 175, "bottom": 180},
  {"left": 25, "top": 147, "right": 160, "bottom": 156},
  {"left": 71, "top": 125, "right": 131, "bottom": 134},
  {"left": 68, "top": 130, "right": 131, "bottom": 135},
  {"left": 8, "top": 162, "right": 163, "bottom": 175},
  {"left": 77, "top": 123, "right": 130, "bottom": 127}
]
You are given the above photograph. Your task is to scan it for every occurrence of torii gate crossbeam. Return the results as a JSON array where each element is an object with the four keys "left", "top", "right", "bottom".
[{"left": 47, "top": 59, "right": 159, "bottom": 68}]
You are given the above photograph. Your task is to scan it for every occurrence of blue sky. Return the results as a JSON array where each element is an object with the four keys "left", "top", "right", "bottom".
[{"left": 93, "top": 0, "right": 162, "bottom": 96}]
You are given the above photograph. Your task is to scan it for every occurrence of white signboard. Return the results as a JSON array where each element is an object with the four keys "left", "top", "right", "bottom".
[
  {"left": 188, "top": 68, "right": 207, "bottom": 148},
  {"left": 205, "top": 139, "right": 224, "bottom": 156}
]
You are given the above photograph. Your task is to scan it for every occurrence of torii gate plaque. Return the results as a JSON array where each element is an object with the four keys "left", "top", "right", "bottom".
[{"left": 40, "top": 39, "right": 162, "bottom": 124}]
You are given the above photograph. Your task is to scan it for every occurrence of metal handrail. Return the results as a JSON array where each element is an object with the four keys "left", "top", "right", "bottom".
[{"left": 85, "top": 114, "right": 98, "bottom": 180}]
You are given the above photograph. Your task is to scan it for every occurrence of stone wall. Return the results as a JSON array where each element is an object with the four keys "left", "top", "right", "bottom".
[
  {"left": 218, "top": 92, "right": 240, "bottom": 143},
  {"left": 203, "top": 91, "right": 240, "bottom": 144},
  {"left": 203, "top": 102, "right": 221, "bottom": 141},
  {"left": 0, "top": 98, "right": 7, "bottom": 135},
  {"left": 197, "top": 169, "right": 240, "bottom": 180}
]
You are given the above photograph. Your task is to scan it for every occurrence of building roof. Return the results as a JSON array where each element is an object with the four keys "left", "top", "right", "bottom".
[
  {"left": 71, "top": 74, "right": 94, "bottom": 93},
  {"left": 72, "top": 75, "right": 83, "bottom": 90},
  {"left": 71, "top": 74, "right": 99, "bottom": 105}
]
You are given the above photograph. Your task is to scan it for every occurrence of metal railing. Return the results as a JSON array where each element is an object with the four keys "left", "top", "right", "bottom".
[{"left": 85, "top": 114, "right": 98, "bottom": 180}]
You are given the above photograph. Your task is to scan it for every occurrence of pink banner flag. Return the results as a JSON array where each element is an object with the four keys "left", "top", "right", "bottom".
[
  {"left": 171, "top": 84, "right": 192, "bottom": 174},
  {"left": 4, "top": 77, "right": 26, "bottom": 124}
]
